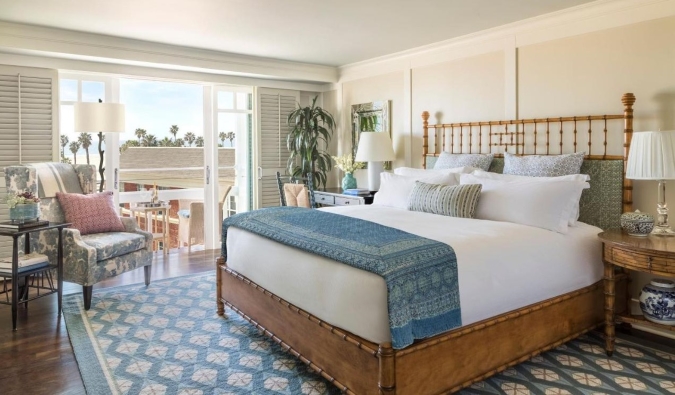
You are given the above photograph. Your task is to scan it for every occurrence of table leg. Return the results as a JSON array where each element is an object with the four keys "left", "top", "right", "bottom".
[
  {"left": 57, "top": 227, "right": 64, "bottom": 317},
  {"left": 11, "top": 236, "right": 19, "bottom": 331},
  {"left": 604, "top": 260, "right": 616, "bottom": 356}
]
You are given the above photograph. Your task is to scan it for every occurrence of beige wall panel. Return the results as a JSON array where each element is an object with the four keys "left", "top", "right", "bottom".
[
  {"left": 520, "top": 16, "right": 675, "bottom": 320},
  {"left": 411, "top": 52, "right": 506, "bottom": 168},
  {"left": 342, "top": 72, "right": 404, "bottom": 185}
]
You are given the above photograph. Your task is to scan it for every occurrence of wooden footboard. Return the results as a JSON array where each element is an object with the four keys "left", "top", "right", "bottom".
[{"left": 217, "top": 257, "right": 604, "bottom": 394}]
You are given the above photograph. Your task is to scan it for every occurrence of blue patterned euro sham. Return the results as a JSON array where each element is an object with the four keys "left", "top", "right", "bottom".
[
  {"left": 434, "top": 152, "right": 494, "bottom": 171},
  {"left": 503, "top": 151, "right": 585, "bottom": 177},
  {"left": 222, "top": 206, "right": 461, "bottom": 349}
]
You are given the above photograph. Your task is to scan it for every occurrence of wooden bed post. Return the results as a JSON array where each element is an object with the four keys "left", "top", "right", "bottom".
[
  {"left": 622, "top": 93, "right": 636, "bottom": 213},
  {"left": 422, "top": 111, "right": 430, "bottom": 169},
  {"left": 378, "top": 343, "right": 396, "bottom": 394},
  {"left": 216, "top": 256, "right": 225, "bottom": 316}
]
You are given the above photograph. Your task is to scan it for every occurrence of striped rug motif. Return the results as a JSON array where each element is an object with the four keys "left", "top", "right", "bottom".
[{"left": 63, "top": 273, "right": 675, "bottom": 394}]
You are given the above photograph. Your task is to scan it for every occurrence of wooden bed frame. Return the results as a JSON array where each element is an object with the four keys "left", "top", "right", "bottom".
[{"left": 216, "top": 93, "right": 636, "bottom": 394}]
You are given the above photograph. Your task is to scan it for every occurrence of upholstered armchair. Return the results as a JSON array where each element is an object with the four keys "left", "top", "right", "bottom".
[{"left": 4, "top": 163, "right": 153, "bottom": 310}]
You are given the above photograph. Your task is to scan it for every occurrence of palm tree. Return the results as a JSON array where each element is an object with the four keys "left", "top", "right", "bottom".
[
  {"left": 226, "top": 131, "right": 235, "bottom": 147},
  {"left": 159, "top": 137, "right": 172, "bottom": 147},
  {"left": 219, "top": 131, "right": 227, "bottom": 146},
  {"left": 134, "top": 128, "right": 147, "bottom": 143},
  {"left": 184, "top": 132, "right": 196, "bottom": 147},
  {"left": 60, "top": 135, "right": 69, "bottom": 158},
  {"left": 169, "top": 125, "right": 179, "bottom": 142},
  {"left": 69, "top": 141, "right": 81, "bottom": 164},
  {"left": 142, "top": 134, "right": 158, "bottom": 147},
  {"left": 174, "top": 138, "right": 185, "bottom": 147},
  {"left": 120, "top": 140, "right": 140, "bottom": 153},
  {"left": 195, "top": 136, "right": 204, "bottom": 147},
  {"left": 78, "top": 132, "right": 93, "bottom": 164}
]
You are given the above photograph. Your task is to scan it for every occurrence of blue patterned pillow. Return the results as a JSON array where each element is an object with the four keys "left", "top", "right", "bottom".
[
  {"left": 503, "top": 152, "right": 585, "bottom": 177},
  {"left": 407, "top": 182, "right": 482, "bottom": 218},
  {"left": 433, "top": 152, "right": 494, "bottom": 171}
]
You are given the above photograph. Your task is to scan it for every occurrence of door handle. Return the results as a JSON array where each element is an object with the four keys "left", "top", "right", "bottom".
[
  {"left": 258, "top": 167, "right": 263, "bottom": 180},
  {"left": 206, "top": 166, "right": 211, "bottom": 185}
]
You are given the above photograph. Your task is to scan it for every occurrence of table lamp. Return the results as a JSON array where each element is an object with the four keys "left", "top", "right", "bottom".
[
  {"left": 626, "top": 130, "right": 675, "bottom": 236},
  {"left": 74, "top": 101, "right": 126, "bottom": 192},
  {"left": 355, "top": 132, "right": 396, "bottom": 192}
]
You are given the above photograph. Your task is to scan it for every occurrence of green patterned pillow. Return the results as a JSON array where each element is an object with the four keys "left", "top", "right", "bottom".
[{"left": 407, "top": 182, "right": 482, "bottom": 218}]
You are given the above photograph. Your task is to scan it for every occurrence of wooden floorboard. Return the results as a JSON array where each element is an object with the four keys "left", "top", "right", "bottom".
[{"left": 0, "top": 247, "right": 218, "bottom": 395}]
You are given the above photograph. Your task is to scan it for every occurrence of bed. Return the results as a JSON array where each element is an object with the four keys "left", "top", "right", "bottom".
[{"left": 216, "top": 93, "right": 636, "bottom": 394}]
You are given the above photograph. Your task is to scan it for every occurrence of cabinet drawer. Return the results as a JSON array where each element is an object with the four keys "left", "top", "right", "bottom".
[
  {"left": 315, "top": 194, "right": 335, "bottom": 205},
  {"left": 334, "top": 196, "right": 361, "bottom": 206},
  {"left": 607, "top": 245, "right": 675, "bottom": 274}
]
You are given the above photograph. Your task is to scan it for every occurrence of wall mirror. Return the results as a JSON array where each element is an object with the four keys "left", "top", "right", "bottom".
[{"left": 351, "top": 100, "right": 390, "bottom": 160}]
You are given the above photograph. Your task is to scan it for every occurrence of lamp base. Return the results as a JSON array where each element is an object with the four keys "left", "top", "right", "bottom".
[
  {"left": 367, "top": 161, "right": 384, "bottom": 192},
  {"left": 652, "top": 226, "right": 675, "bottom": 236}
]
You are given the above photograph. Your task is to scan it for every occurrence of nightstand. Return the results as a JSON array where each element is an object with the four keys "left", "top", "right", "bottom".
[
  {"left": 313, "top": 188, "right": 374, "bottom": 206},
  {"left": 598, "top": 229, "right": 675, "bottom": 356}
]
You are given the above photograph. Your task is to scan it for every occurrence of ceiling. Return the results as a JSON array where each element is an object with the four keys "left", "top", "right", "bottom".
[{"left": 0, "top": 0, "right": 596, "bottom": 67}]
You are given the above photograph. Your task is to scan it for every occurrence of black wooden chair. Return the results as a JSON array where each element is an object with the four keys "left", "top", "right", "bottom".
[{"left": 275, "top": 172, "right": 316, "bottom": 208}]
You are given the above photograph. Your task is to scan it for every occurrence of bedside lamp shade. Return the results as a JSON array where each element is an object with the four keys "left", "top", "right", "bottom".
[
  {"left": 626, "top": 131, "right": 675, "bottom": 180},
  {"left": 626, "top": 130, "right": 675, "bottom": 236},
  {"left": 355, "top": 132, "right": 395, "bottom": 192},
  {"left": 74, "top": 102, "right": 126, "bottom": 133}
]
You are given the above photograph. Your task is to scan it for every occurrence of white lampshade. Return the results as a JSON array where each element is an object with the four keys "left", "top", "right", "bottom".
[
  {"left": 355, "top": 132, "right": 396, "bottom": 162},
  {"left": 626, "top": 131, "right": 675, "bottom": 180},
  {"left": 74, "top": 102, "right": 126, "bottom": 133}
]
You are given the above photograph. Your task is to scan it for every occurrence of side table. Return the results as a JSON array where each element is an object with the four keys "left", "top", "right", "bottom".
[
  {"left": 313, "top": 188, "right": 374, "bottom": 206},
  {"left": 598, "top": 229, "right": 675, "bottom": 356},
  {"left": 0, "top": 222, "right": 70, "bottom": 331},
  {"left": 130, "top": 205, "right": 170, "bottom": 255}
]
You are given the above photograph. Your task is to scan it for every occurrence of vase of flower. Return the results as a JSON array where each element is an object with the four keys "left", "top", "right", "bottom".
[
  {"left": 6, "top": 190, "right": 41, "bottom": 224},
  {"left": 342, "top": 173, "right": 357, "bottom": 190},
  {"left": 333, "top": 154, "right": 364, "bottom": 191}
]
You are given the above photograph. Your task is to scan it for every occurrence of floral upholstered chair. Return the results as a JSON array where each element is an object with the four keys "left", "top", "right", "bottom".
[{"left": 4, "top": 163, "right": 153, "bottom": 310}]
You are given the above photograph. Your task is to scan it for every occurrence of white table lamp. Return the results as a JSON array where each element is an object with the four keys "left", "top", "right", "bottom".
[
  {"left": 626, "top": 130, "right": 675, "bottom": 236},
  {"left": 74, "top": 101, "right": 126, "bottom": 192},
  {"left": 355, "top": 132, "right": 396, "bottom": 191}
]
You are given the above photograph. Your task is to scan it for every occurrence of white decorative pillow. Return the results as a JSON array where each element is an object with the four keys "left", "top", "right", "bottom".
[
  {"left": 503, "top": 152, "right": 585, "bottom": 177},
  {"left": 373, "top": 173, "right": 458, "bottom": 210},
  {"left": 394, "top": 166, "right": 473, "bottom": 178},
  {"left": 434, "top": 152, "right": 494, "bottom": 171},
  {"left": 470, "top": 170, "right": 590, "bottom": 226},
  {"left": 459, "top": 173, "right": 589, "bottom": 234}
]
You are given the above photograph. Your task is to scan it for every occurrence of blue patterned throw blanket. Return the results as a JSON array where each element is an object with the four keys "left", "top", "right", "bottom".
[{"left": 222, "top": 207, "right": 461, "bottom": 349}]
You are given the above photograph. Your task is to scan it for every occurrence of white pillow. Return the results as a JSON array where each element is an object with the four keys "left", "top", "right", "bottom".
[
  {"left": 374, "top": 173, "right": 458, "bottom": 209},
  {"left": 470, "top": 170, "right": 590, "bottom": 226},
  {"left": 394, "top": 166, "right": 473, "bottom": 178},
  {"left": 459, "top": 173, "right": 589, "bottom": 234}
]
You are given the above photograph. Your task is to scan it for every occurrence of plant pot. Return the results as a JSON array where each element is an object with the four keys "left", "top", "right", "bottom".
[
  {"left": 639, "top": 278, "right": 675, "bottom": 326},
  {"left": 9, "top": 203, "right": 40, "bottom": 224},
  {"left": 342, "top": 173, "right": 357, "bottom": 190}
]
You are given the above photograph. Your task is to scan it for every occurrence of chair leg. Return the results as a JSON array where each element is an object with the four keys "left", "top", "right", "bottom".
[
  {"left": 144, "top": 265, "right": 151, "bottom": 286},
  {"left": 83, "top": 285, "right": 93, "bottom": 310}
]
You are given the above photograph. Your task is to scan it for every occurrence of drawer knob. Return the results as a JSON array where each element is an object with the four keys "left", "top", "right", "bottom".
[{"left": 648, "top": 256, "right": 653, "bottom": 270}]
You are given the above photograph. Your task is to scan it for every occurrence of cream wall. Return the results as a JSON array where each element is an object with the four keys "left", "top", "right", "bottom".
[{"left": 337, "top": 15, "right": 675, "bottom": 328}]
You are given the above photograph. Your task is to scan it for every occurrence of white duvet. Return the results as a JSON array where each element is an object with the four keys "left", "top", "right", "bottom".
[{"left": 226, "top": 205, "right": 603, "bottom": 344}]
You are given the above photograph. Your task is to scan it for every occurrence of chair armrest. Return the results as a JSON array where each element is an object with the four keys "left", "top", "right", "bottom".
[{"left": 121, "top": 217, "right": 153, "bottom": 252}]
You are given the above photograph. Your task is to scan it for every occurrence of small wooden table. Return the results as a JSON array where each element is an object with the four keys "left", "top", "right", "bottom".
[
  {"left": 0, "top": 222, "right": 70, "bottom": 331},
  {"left": 313, "top": 188, "right": 374, "bottom": 206},
  {"left": 130, "top": 205, "right": 170, "bottom": 255},
  {"left": 598, "top": 229, "right": 675, "bottom": 356}
]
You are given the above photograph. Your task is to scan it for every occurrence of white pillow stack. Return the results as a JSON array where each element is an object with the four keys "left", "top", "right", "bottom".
[
  {"left": 459, "top": 172, "right": 589, "bottom": 234},
  {"left": 373, "top": 172, "right": 459, "bottom": 209}
]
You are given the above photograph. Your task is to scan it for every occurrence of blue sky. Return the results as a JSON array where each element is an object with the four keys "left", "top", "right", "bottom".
[{"left": 60, "top": 78, "right": 242, "bottom": 159}]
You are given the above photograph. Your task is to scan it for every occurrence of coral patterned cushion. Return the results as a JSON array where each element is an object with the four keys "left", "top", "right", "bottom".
[{"left": 56, "top": 191, "right": 125, "bottom": 235}]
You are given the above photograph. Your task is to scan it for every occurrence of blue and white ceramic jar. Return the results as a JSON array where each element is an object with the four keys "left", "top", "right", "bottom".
[
  {"left": 639, "top": 279, "right": 675, "bottom": 326},
  {"left": 620, "top": 210, "right": 655, "bottom": 236}
]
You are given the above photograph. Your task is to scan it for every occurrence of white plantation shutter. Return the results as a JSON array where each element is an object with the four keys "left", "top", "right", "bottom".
[
  {"left": 0, "top": 69, "right": 56, "bottom": 257},
  {"left": 256, "top": 89, "right": 299, "bottom": 208}
]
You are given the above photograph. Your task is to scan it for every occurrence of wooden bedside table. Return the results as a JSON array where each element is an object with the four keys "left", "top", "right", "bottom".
[
  {"left": 313, "top": 188, "right": 374, "bottom": 206},
  {"left": 598, "top": 229, "right": 675, "bottom": 356}
]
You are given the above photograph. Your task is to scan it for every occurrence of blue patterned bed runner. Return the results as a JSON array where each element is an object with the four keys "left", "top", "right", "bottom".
[{"left": 222, "top": 206, "right": 461, "bottom": 349}]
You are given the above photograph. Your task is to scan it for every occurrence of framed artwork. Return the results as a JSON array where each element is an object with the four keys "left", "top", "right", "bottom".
[{"left": 351, "top": 101, "right": 391, "bottom": 164}]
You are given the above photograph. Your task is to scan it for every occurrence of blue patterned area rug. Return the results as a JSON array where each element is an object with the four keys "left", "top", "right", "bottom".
[{"left": 63, "top": 273, "right": 675, "bottom": 395}]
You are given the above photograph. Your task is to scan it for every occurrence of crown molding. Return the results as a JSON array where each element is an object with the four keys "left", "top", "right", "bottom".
[
  {"left": 0, "top": 21, "right": 338, "bottom": 84},
  {"left": 339, "top": 0, "right": 675, "bottom": 82}
]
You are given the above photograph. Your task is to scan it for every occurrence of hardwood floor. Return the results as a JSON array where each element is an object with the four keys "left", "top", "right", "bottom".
[{"left": 0, "top": 248, "right": 218, "bottom": 395}]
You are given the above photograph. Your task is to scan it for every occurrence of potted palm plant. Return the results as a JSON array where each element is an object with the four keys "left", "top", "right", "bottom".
[{"left": 287, "top": 96, "right": 335, "bottom": 189}]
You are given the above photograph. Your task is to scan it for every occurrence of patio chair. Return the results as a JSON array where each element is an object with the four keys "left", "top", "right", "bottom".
[
  {"left": 4, "top": 163, "right": 153, "bottom": 310},
  {"left": 276, "top": 172, "right": 316, "bottom": 208},
  {"left": 178, "top": 185, "right": 231, "bottom": 251}
]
